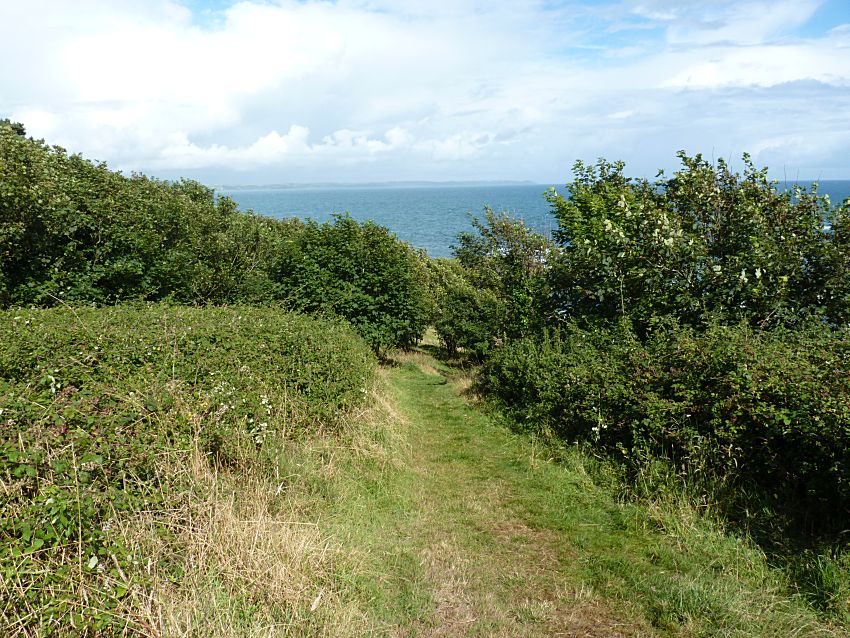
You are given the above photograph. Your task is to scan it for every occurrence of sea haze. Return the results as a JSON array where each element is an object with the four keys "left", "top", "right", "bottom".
[{"left": 219, "top": 181, "right": 850, "bottom": 259}]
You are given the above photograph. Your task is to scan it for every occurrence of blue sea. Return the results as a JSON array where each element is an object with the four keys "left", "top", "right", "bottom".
[{"left": 219, "top": 181, "right": 850, "bottom": 259}]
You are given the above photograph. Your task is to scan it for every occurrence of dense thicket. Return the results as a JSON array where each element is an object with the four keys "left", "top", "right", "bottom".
[
  {"left": 0, "top": 122, "right": 426, "bottom": 351},
  {"left": 429, "top": 209, "right": 554, "bottom": 359},
  {"left": 0, "top": 304, "right": 375, "bottom": 634},
  {"left": 450, "top": 155, "right": 850, "bottom": 546},
  {"left": 548, "top": 154, "right": 849, "bottom": 330},
  {"left": 271, "top": 215, "right": 427, "bottom": 354},
  {"left": 481, "top": 321, "right": 850, "bottom": 524}
]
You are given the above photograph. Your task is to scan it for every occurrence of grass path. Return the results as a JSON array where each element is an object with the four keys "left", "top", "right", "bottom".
[
  {"left": 328, "top": 351, "right": 840, "bottom": 637},
  {"left": 387, "top": 355, "right": 646, "bottom": 637}
]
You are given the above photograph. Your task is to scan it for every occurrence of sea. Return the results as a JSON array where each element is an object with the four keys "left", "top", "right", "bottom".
[{"left": 219, "top": 181, "right": 850, "bottom": 259}]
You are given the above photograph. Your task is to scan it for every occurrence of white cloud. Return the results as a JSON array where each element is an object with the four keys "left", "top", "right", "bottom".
[
  {"left": 659, "top": 42, "right": 850, "bottom": 89},
  {"left": 626, "top": 0, "right": 821, "bottom": 46},
  {"left": 1, "top": 0, "right": 849, "bottom": 181}
]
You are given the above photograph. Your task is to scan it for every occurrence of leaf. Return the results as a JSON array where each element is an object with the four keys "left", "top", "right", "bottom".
[{"left": 310, "top": 589, "right": 323, "bottom": 612}]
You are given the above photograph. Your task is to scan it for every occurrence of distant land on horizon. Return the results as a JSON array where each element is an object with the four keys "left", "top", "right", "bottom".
[
  {"left": 213, "top": 178, "right": 850, "bottom": 193},
  {"left": 217, "top": 179, "right": 850, "bottom": 258},
  {"left": 215, "top": 180, "right": 541, "bottom": 191}
]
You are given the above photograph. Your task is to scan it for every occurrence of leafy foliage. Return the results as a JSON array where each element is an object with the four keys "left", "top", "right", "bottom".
[
  {"left": 0, "top": 121, "right": 427, "bottom": 351},
  {"left": 0, "top": 119, "right": 25, "bottom": 137},
  {"left": 0, "top": 304, "right": 375, "bottom": 635},
  {"left": 270, "top": 214, "right": 428, "bottom": 353},
  {"left": 480, "top": 319, "right": 850, "bottom": 531},
  {"left": 474, "top": 154, "right": 850, "bottom": 612},
  {"left": 547, "top": 153, "right": 842, "bottom": 330},
  {"left": 428, "top": 258, "right": 501, "bottom": 358},
  {"left": 430, "top": 208, "right": 553, "bottom": 358},
  {"left": 0, "top": 123, "right": 296, "bottom": 306}
]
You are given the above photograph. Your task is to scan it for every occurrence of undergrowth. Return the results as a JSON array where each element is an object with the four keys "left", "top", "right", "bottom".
[{"left": 0, "top": 304, "right": 376, "bottom": 636}]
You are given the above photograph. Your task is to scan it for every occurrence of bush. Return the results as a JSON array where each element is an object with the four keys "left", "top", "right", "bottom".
[
  {"left": 1, "top": 122, "right": 427, "bottom": 352},
  {"left": 0, "top": 123, "right": 310, "bottom": 306},
  {"left": 481, "top": 320, "right": 850, "bottom": 529},
  {"left": 430, "top": 209, "right": 554, "bottom": 358},
  {"left": 271, "top": 214, "right": 428, "bottom": 353},
  {"left": 547, "top": 153, "right": 841, "bottom": 330},
  {"left": 0, "top": 304, "right": 375, "bottom": 634}
]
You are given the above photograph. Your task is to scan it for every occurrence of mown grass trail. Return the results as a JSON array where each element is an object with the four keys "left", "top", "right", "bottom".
[
  {"left": 387, "top": 354, "right": 642, "bottom": 637},
  {"left": 355, "top": 351, "right": 840, "bottom": 637}
]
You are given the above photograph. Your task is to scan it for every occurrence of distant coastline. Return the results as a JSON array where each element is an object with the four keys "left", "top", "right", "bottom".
[
  {"left": 214, "top": 178, "right": 850, "bottom": 194},
  {"left": 215, "top": 180, "right": 539, "bottom": 191}
]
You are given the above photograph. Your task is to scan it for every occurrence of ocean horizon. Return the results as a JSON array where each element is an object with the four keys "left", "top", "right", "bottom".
[{"left": 220, "top": 180, "right": 850, "bottom": 259}]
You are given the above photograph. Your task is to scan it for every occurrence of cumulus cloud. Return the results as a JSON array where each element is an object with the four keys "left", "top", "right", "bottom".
[
  {"left": 1, "top": 0, "right": 848, "bottom": 181},
  {"left": 626, "top": 0, "right": 822, "bottom": 46},
  {"left": 156, "top": 124, "right": 421, "bottom": 169}
]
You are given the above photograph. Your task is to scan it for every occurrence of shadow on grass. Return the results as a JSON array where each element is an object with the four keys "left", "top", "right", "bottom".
[{"left": 416, "top": 343, "right": 479, "bottom": 370}]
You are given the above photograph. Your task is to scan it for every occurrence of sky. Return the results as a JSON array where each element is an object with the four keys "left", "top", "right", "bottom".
[{"left": 1, "top": 0, "right": 849, "bottom": 184}]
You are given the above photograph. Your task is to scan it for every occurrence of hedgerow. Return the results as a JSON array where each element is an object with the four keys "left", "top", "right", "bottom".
[
  {"left": 481, "top": 319, "right": 850, "bottom": 532},
  {"left": 0, "top": 304, "right": 375, "bottom": 635},
  {"left": 468, "top": 154, "right": 850, "bottom": 601},
  {"left": 429, "top": 209, "right": 553, "bottom": 359}
]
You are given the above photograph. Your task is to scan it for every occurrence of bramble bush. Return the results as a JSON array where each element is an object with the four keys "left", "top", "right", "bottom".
[
  {"left": 0, "top": 304, "right": 375, "bottom": 635},
  {"left": 0, "top": 123, "right": 292, "bottom": 305},
  {"left": 424, "top": 257, "right": 501, "bottom": 359},
  {"left": 476, "top": 153, "right": 850, "bottom": 554}
]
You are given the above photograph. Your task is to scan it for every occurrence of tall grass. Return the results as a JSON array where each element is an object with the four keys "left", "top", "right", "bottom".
[{"left": 0, "top": 304, "right": 378, "bottom": 636}]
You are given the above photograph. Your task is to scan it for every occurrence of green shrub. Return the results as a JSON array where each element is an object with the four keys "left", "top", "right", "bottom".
[
  {"left": 547, "top": 153, "right": 840, "bottom": 330},
  {"left": 271, "top": 214, "right": 428, "bottom": 354},
  {"left": 0, "top": 124, "right": 313, "bottom": 306},
  {"left": 430, "top": 209, "right": 554, "bottom": 358},
  {"left": 1, "top": 122, "right": 427, "bottom": 352},
  {"left": 420, "top": 258, "right": 495, "bottom": 358},
  {"left": 0, "top": 304, "right": 375, "bottom": 635},
  {"left": 481, "top": 320, "right": 850, "bottom": 528}
]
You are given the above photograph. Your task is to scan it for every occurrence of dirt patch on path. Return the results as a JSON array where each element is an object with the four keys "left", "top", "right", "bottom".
[{"left": 414, "top": 514, "right": 649, "bottom": 637}]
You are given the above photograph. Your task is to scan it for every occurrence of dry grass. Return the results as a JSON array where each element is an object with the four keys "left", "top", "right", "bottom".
[
  {"left": 393, "top": 351, "right": 443, "bottom": 377},
  {"left": 123, "top": 456, "right": 355, "bottom": 636},
  {"left": 113, "top": 377, "right": 410, "bottom": 637}
]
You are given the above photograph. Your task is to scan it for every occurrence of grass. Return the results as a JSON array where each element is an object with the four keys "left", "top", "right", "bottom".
[
  {"left": 3, "top": 311, "right": 845, "bottom": 636},
  {"left": 373, "top": 350, "right": 844, "bottom": 636}
]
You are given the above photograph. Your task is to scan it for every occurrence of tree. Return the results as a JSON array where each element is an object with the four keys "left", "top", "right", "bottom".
[
  {"left": 431, "top": 209, "right": 555, "bottom": 357},
  {"left": 271, "top": 214, "right": 428, "bottom": 354},
  {"left": 546, "top": 153, "right": 836, "bottom": 331},
  {"left": 0, "top": 119, "right": 25, "bottom": 136}
]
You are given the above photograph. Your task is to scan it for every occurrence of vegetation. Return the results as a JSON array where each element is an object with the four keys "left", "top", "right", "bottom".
[
  {"left": 271, "top": 214, "right": 427, "bottom": 354},
  {"left": 547, "top": 154, "right": 846, "bottom": 330},
  {"left": 0, "top": 304, "right": 375, "bottom": 635},
  {"left": 480, "top": 321, "right": 850, "bottom": 534},
  {"left": 381, "top": 351, "right": 841, "bottom": 636},
  {"left": 448, "top": 153, "right": 850, "bottom": 621},
  {"left": 4, "top": 116, "right": 850, "bottom": 634},
  {"left": 429, "top": 209, "right": 553, "bottom": 359},
  {"left": 0, "top": 122, "right": 426, "bottom": 351}
]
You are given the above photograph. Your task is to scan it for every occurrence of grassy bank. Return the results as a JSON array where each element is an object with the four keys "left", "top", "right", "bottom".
[
  {"left": 0, "top": 304, "right": 379, "bottom": 636},
  {"left": 2, "top": 312, "right": 845, "bottom": 636}
]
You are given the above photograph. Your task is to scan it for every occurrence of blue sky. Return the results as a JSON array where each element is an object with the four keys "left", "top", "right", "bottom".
[{"left": 1, "top": 0, "right": 848, "bottom": 183}]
